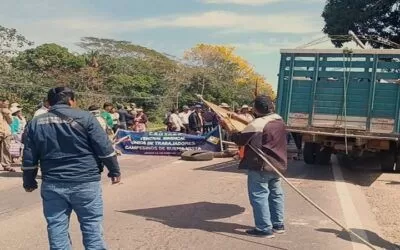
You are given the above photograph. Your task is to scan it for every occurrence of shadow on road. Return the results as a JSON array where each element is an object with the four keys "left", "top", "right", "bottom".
[
  {"left": 194, "top": 159, "right": 336, "bottom": 183},
  {"left": 119, "top": 202, "right": 288, "bottom": 249},
  {"left": 120, "top": 202, "right": 249, "bottom": 234},
  {"left": 194, "top": 155, "right": 384, "bottom": 187},
  {"left": 386, "top": 181, "right": 400, "bottom": 185},
  {"left": 194, "top": 160, "right": 242, "bottom": 174},
  {"left": 316, "top": 228, "right": 398, "bottom": 250},
  {"left": 0, "top": 171, "right": 23, "bottom": 178}
]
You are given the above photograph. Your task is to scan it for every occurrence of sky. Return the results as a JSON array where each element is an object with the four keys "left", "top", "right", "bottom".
[{"left": 0, "top": 0, "right": 329, "bottom": 89}]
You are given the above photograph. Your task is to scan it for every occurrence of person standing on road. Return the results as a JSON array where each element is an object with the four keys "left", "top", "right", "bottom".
[
  {"left": 22, "top": 87, "right": 121, "bottom": 250},
  {"left": 102, "top": 102, "right": 114, "bottom": 130},
  {"left": 110, "top": 107, "right": 120, "bottom": 133},
  {"left": 230, "top": 95, "right": 287, "bottom": 238},
  {"left": 188, "top": 105, "right": 203, "bottom": 135},
  {"left": 134, "top": 108, "right": 148, "bottom": 132},
  {"left": 117, "top": 104, "right": 133, "bottom": 130},
  {"left": 169, "top": 108, "right": 183, "bottom": 132},
  {"left": 0, "top": 99, "right": 14, "bottom": 172},
  {"left": 239, "top": 105, "right": 254, "bottom": 123},
  {"left": 88, "top": 105, "right": 108, "bottom": 131},
  {"left": 34, "top": 97, "right": 50, "bottom": 117},
  {"left": 179, "top": 105, "right": 191, "bottom": 133},
  {"left": 202, "top": 108, "right": 216, "bottom": 134}
]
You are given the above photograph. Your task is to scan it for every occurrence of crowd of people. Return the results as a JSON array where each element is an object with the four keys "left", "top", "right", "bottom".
[
  {"left": 2, "top": 86, "right": 289, "bottom": 248},
  {"left": 88, "top": 102, "right": 148, "bottom": 133},
  {"left": 165, "top": 103, "right": 255, "bottom": 135},
  {"left": 0, "top": 98, "right": 151, "bottom": 172},
  {"left": 1, "top": 95, "right": 259, "bottom": 172}
]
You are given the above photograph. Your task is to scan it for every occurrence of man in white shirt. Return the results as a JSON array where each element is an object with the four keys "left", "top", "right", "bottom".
[
  {"left": 34, "top": 98, "right": 50, "bottom": 117},
  {"left": 179, "top": 105, "right": 191, "bottom": 133},
  {"left": 239, "top": 105, "right": 254, "bottom": 123},
  {"left": 169, "top": 108, "right": 184, "bottom": 132}
]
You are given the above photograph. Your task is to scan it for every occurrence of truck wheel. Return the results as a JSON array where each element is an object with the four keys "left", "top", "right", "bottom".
[
  {"left": 316, "top": 147, "right": 332, "bottom": 165},
  {"left": 380, "top": 151, "right": 395, "bottom": 172},
  {"left": 337, "top": 153, "right": 352, "bottom": 169},
  {"left": 395, "top": 156, "right": 400, "bottom": 173},
  {"left": 303, "top": 142, "right": 319, "bottom": 165}
]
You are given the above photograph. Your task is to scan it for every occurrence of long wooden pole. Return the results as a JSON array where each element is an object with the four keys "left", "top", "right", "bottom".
[{"left": 248, "top": 144, "right": 377, "bottom": 250}]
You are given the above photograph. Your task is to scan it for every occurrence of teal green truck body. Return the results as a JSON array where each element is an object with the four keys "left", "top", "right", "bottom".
[{"left": 276, "top": 49, "right": 400, "bottom": 171}]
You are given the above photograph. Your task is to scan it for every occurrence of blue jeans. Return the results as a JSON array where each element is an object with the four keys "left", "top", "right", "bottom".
[
  {"left": 247, "top": 170, "right": 285, "bottom": 232},
  {"left": 41, "top": 181, "right": 106, "bottom": 250}
]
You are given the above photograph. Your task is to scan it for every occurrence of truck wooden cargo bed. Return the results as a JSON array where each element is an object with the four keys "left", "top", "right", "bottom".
[{"left": 277, "top": 49, "right": 400, "bottom": 136}]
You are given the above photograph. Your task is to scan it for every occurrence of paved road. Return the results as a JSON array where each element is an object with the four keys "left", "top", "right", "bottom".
[{"left": 0, "top": 155, "right": 396, "bottom": 250}]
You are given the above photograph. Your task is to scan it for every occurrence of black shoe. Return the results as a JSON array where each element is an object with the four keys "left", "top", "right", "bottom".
[
  {"left": 246, "top": 229, "right": 275, "bottom": 238},
  {"left": 273, "top": 225, "right": 286, "bottom": 234}
]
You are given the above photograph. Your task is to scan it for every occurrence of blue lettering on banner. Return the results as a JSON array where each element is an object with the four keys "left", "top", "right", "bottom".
[{"left": 115, "top": 127, "right": 222, "bottom": 156}]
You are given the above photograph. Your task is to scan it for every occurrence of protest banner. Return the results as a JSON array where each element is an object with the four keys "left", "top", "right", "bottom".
[{"left": 114, "top": 127, "right": 222, "bottom": 156}]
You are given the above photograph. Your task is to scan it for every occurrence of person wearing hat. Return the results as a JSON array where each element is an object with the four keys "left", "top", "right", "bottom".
[
  {"left": 9, "top": 106, "right": 24, "bottom": 162},
  {"left": 169, "top": 108, "right": 184, "bottom": 132},
  {"left": 134, "top": 108, "right": 148, "bottom": 132},
  {"left": 129, "top": 103, "right": 138, "bottom": 117},
  {"left": 230, "top": 95, "right": 287, "bottom": 238},
  {"left": 219, "top": 103, "right": 231, "bottom": 111},
  {"left": 188, "top": 104, "right": 203, "bottom": 135},
  {"left": 239, "top": 104, "right": 254, "bottom": 123},
  {"left": 10, "top": 106, "right": 24, "bottom": 136},
  {"left": 10, "top": 103, "right": 27, "bottom": 131},
  {"left": 179, "top": 105, "right": 191, "bottom": 133},
  {"left": 0, "top": 99, "right": 14, "bottom": 172}
]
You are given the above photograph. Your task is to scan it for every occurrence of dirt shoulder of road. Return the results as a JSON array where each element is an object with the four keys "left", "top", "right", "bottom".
[
  {"left": 341, "top": 161, "right": 400, "bottom": 245},
  {"left": 362, "top": 173, "right": 400, "bottom": 244}
]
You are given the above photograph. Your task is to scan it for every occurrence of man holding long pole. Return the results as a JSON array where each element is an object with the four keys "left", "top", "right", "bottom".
[{"left": 230, "top": 95, "right": 287, "bottom": 238}]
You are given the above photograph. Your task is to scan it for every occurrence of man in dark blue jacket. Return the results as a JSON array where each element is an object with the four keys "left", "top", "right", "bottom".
[{"left": 22, "top": 87, "right": 121, "bottom": 250}]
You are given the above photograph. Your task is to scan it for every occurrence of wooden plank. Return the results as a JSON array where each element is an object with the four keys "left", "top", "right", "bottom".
[
  {"left": 377, "top": 61, "right": 400, "bottom": 68},
  {"left": 370, "top": 118, "right": 395, "bottom": 133},
  {"left": 376, "top": 72, "right": 400, "bottom": 79},
  {"left": 319, "top": 61, "right": 372, "bottom": 68}
]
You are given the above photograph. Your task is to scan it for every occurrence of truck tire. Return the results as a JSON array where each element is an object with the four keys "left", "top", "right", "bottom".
[
  {"left": 395, "top": 155, "right": 400, "bottom": 173},
  {"left": 337, "top": 153, "right": 352, "bottom": 169},
  {"left": 316, "top": 147, "right": 332, "bottom": 165},
  {"left": 181, "top": 150, "right": 214, "bottom": 161},
  {"left": 380, "top": 150, "right": 395, "bottom": 172},
  {"left": 303, "top": 142, "right": 319, "bottom": 165}
]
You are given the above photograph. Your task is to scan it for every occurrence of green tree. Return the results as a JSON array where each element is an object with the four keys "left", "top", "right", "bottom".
[
  {"left": 13, "top": 43, "right": 85, "bottom": 72},
  {"left": 181, "top": 44, "right": 275, "bottom": 107},
  {"left": 322, "top": 0, "right": 400, "bottom": 48},
  {"left": 0, "top": 25, "right": 33, "bottom": 57}
]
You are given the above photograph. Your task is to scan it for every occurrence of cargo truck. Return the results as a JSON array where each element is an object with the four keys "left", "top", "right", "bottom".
[{"left": 276, "top": 48, "right": 400, "bottom": 172}]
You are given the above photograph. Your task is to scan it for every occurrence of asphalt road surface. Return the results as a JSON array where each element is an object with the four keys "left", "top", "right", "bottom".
[{"left": 0, "top": 155, "right": 397, "bottom": 250}]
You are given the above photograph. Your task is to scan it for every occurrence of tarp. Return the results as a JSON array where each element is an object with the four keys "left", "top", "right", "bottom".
[{"left": 114, "top": 127, "right": 222, "bottom": 156}]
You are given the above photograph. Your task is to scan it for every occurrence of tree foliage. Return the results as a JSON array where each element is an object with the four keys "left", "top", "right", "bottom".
[
  {"left": 183, "top": 44, "right": 275, "bottom": 106},
  {"left": 0, "top": 25, "right": 33, "bottom": 57},
  {"left": 322, "top": 0, "right": 400, "bottom": 48},
  {"left": 0, "top": 25, "right": 275, "bottom": 122}
]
